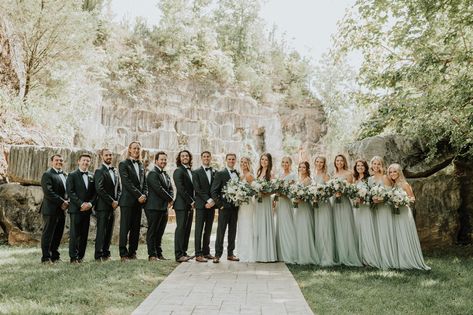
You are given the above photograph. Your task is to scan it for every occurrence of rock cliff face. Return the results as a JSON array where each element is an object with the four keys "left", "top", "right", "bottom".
[{"left": 347, "top": 135, "right": 471, "bottom": 249}]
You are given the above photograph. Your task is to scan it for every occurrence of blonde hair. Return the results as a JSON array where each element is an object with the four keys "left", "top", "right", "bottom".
[
  {"left": 281, "top": 156, "right": 293, "bottom": 165},
  {"left": 127, "top": 141, "right": 142, "bottom": 159},
  {"left": 314, "top": 156, "right": 327, "bottom": 174},
  {"left": 387, "top": 163, "right": 407, "bottom": 187},
  {"left": 240, "top": 156, "right": 254, "bottom": 175},
  {"left": 370, "top": 156, "right": 385, "bottom": 175}
]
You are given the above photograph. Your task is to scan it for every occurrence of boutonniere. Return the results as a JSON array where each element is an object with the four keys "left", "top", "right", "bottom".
[{"left": 88, "top": 174, "right": 94, "bottom": 182}]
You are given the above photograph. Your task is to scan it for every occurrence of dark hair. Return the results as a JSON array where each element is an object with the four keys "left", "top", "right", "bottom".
[
  {"left": 225, "top": 153, "right": 237, "bottom": 160},
  {"left": 78, "top": 153, "right": 92, "bottom": 160},
  {"left": 201, "top": 151, "right": 211, "bottom": 157},
  {"left": 353, "top": 159, "right": 370, "bottom": 180},
  {"left": 176, "top": 150, "right": 193, "bottom": 167},
  {"left": 334, "top": 154, "right": 349, "bottom": 171},
  {"left": 100, "top": 148, "right": 111, "bottom": 156},
  {"left": 257, "top": 153, "right": 273, "bottom": 180},
  {"left": 298, "top": 161, "right": 311, "bottom": 178},
  {"left": 155, "top": 151, "right": 167, "bottom": 161},
  {"left": 50, "top": 154, "right": 62, "bottom": 161}
]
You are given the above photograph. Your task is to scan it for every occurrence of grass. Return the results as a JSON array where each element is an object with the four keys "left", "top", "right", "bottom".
[
  {"left": 0, "top": 233, "right": 177, "bottom": 315},
  {"left": 288, "top": 246, "right": 473, "bottom": 315}
]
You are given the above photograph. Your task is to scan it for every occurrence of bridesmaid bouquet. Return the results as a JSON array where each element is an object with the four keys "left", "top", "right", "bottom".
[
  {"left": 288, "top": 183, "right": 307, "bottom": 208},
  {"left": 271, "top": 178, "right": 287, "bottom": 201},
  {"left": 251, "top": 179, "right": 275, "bottom": 203},
  {"left": 305, "top": 183, "right": 330, "bottom": 208},
  {"left": 350, "top": 182, "right": 370, "bottom": 208},
  {"left": 327, "top": 178, "right": 348, "bottom": 203},
  {"left": 386, "top": 187, "right": 411, "bottom": 215},
  {"left": 222, "top": 178, "right": 255, "bottom": 206},
  {"left": 369, "top": 185, "right": 389, "bottom": 210}
]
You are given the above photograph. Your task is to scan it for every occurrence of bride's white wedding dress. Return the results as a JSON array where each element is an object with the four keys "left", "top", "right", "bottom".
[{"left": 237, "top": 178, "right": 257, "bottom": 262}]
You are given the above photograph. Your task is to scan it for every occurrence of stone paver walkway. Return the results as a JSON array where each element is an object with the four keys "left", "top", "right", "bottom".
[{"left": 132, "top": 260, "right": 314, "bottom": 315}]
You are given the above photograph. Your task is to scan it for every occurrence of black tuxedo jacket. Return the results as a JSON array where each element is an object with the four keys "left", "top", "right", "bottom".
[
  {"left": 172, "top": 165, "right": 195, "bottom": 210},
  {"left": 94, "top": 164, "right": 121, "bottom": 211},
  {"left": 211, "top": 168, "right": 240, "bottom": 209},
  {"left": 40, "top": 168, "right": 68, "bottom": 216},
  {"left": 145, "top": 166, "right": 174, "bottom": 211},
  {"left": 118, "top": 159, "right": 148, "bottom": 207},
  {"left": 193, "top": 166, "right": 216, "bottom": 209},
  {"left": 66, "top": 169, "right": 97, "bottom": 214}
]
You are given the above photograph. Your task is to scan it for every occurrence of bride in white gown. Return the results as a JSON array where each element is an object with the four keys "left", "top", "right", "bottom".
[{"left": 236, "top": 157, "right": 257, "bottom": 262}]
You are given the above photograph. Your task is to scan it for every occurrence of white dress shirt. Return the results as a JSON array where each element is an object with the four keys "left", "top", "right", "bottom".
[
  {"left": 131, "top": 159, "right": 140, "bottom": 179},
  {"left": 54, "top": 168, "right": 67, "bottom": 190},
  {"left": 79, "top": 169, "right": 89, "bottom": 189},
  {"left": 227, "top": 167, "right": 238, "bottom": 180},
  {"left": 104, "top": 163, "right": 116, "bottom": 184}
]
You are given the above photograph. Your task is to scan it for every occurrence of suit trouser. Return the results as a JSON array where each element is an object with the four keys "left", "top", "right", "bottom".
[
  {"left": 41, "top": 212, "right": 65, "bottom": 262},
  {"left": 215, "top": 206, "right": 238, "bottom": 257},
  {"left": 119, "top": 205, "right": 142, "bottom": 257},
  {"left": 195, "top": 208, "right": 215, "bottom": 256},
  {"left": 69, "top": 212, "right": 91, "bottom": 260},
  {"left": 145, "top": 209, "right": 168, "bottom": 257},
  {"left": 174, "top": 207, "right": 193, "bottom": 259},
  {"left": 94, "top": 209, "right": 115, "bottom": 259}
]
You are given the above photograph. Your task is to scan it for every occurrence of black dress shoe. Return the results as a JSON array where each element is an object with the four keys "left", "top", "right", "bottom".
[
  {"left": 128, "top": 254, "right": 137, "bottom": 260},
  {"left": 157, "top": 255, "right": 169, "bottom": 260},
  {"left": 213, "top": 256, "right": 220, "bottom": 264}
]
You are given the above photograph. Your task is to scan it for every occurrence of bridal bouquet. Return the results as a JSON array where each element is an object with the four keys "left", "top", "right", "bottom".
[
  {"left": 350, "top": 182, "right": 370, "bottom": 208},
  {"left": 251, "top": 178, "right": 275, "bottom": 203},
  {"left": 369, "top": 184, "right": 389, "bottom": 210},
  {"left": 305, "top": 183, "right": 330, "bottom": 208},
  {"left": 271, "top": 178, "right": 286, "bottom": 201},
  {"left": 386, "top": 187, "right": 411, "bottom": 215},
  {"left": 222, "top": 178, "right": 255, "bottom": 206},
  {"left": 288, "top": 183, "right": 307, "bottom": 208},
  {"left": 327, "top": 177, "right": 349, "bottom": 204}
]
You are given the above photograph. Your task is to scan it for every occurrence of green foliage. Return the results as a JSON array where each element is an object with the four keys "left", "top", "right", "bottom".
[{"left": 335, "top": 0, "right": 473, "bottom": 160}]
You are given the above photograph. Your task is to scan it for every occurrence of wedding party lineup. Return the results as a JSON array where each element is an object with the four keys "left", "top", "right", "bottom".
[{"left": 39, "top": 140, "right": 430, "bottom": 271}]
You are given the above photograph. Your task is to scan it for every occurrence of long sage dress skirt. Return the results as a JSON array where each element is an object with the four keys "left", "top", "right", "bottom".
[
  {"left": 294, "top": 201, "right": 319, "bottom": 265},
  {"left": 313, "top": 200, "right": 336, "bottom": 266},
  {"left": 275, "top": 196, "right": 297, "bottom": 263},
  {"left": 354, "top": 204, "right": 382, "bottom": 268},
  {"left": 374, "top": 203, "right": 399, "bottom": 269},
  {"left": 255, "top": 195, "right": 277, "bottom": 262},
  {"left": 332, "top": 196, "right": 362, "bottom": 266}
]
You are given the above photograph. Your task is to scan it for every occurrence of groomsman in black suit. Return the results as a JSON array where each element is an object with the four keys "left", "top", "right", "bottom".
[
  {"left": 193, "top": 151, "right": 216, "bottom": 262},
  {"left": 94, "top": 149, "right": 121, "bottom": 261},
  {"left": 118, "top": 141, "right": 148, "bottom": 261},
  {"left": 211, "top": 153, "right": 240, "bottom": 263},
  {"left": 40, "top": 154, "right": 69, "bottom": 264},
  {"left": 173, "top": 150, "right": 195, "bottom": 262},
  {"left": 66, "top": 153, "right": 97, "bottom": 263},
  {"left": 144, "top": 151, "right": 173, "bottom": 261}
]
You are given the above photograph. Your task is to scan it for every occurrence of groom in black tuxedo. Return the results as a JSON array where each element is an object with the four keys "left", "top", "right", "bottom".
[
  {"left": 118, "top": 141, "right": 148, "bottom": 261},
  {"left": 193, "top": 151, "right": 216, "bottom": 262},
  {"left": 211, "top": 153, "right": 240, "bottom": 263},
  {"left": 40, "top": 154, "right": 69, "bottom": 263},
  {"left": 145, "top": 151, "right": 173, "bottom": 261},
  {"left": 94, "top": 149, "right": 121, "bottom": 261},
  {"left": 173, "top": 150, "right": 195, "bottom": 262},
  {"left": 66, "top": 153, "right": 97, "bottom": 263}
]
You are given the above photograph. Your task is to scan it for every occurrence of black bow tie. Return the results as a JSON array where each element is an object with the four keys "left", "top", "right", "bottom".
[
  {"left": 80, "top": 171, "right": 88, "bottom": 176},
  {"left": 56, "top": 170, "right": 63, "bottom": 174},
  {"left": 205, "top": 167, "right": 212, "bottom": 172},
  {"left": 230, "top": 170, "right": 237, "bottom": 174},
  {"left": 159, "top": 169, "right": 167, "bottom": 175},
  {"left": 108, "top": 167, "right": 115, "bottom": 171},
  {"left": 131, "top": 159, "right": 139, "bottom": 164}
]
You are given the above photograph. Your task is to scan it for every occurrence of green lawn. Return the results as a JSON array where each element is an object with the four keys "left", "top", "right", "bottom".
[
  {"left": 0, "top": 234, "right": 177, "bottom": 315},
  {"left": 289, "top": 246, "right": 473, "bottom": 315}
]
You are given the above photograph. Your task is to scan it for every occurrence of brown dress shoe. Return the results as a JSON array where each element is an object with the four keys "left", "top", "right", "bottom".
[
  {"left": 227, "top": 255, "right": 240, "bottom": 261},
  {"left": 176, "top": 256, "right": 190, "bottom": 263},
  {"left": 196, "top": 256, "right": 208, "bottom": 262},
  {"left": 120, "top": 256, "right": 129, "bottom": 262},
  {"left": 128, "top": 254, "right": 137, "bottom": 260},
  {"left": 204, "top": 254, "right": 215, "bottom": 260},
  {"left": 148, "top": 256, "right": 159, "bottom": 262},
  {"left": 157, "top": 255, "right": 169, "bottom": 260},
  {"left": 213, "top": 256, "right": 220, "bottom": 264}
]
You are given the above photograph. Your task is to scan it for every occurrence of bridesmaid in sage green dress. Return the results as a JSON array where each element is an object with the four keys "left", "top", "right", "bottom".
[
  {"left": 388, "top": 164, "right": 430, "bottom": 270},
  {"left": 294, "top": 162, "right": 319, "bottom": 265},
  {"left": 369, "top": 156, "right": 398, "bottom": 269},
  {"left": 254, "top": 153, "right": 277, "bottom": 262},
  {"left": 275, "top": 156, "right": 298, "bottom": 263},
  {"left": 313, "top": 156, "right": 336, "bottom": 267},
  {"left": 353, "top": 159, "right": 381, "bottom": 268},
  {"left": 332, "top": 154, "right": 362, "bottom": 267}
]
